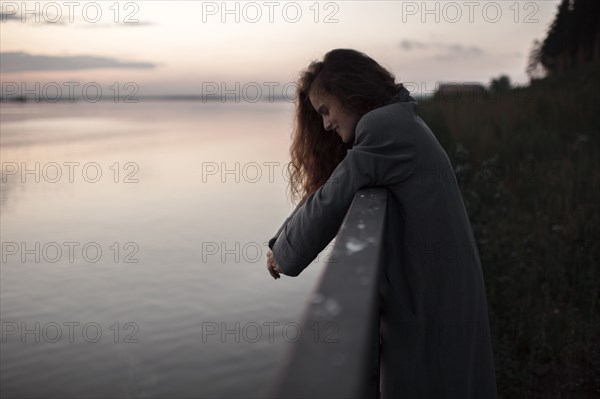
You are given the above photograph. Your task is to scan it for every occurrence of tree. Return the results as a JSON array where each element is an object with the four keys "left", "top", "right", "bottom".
[
  {"left": 526, "top": 40, "right": 546, "bottom": 80},
  {"left": 540, "top": 0, "right": 572, "bottom": 74},
  {"left": 528, "top": 0, "right": 600, "bottom": 77},
  {"left": 489, "top": 75, "right": 511, "bottom": 93}
]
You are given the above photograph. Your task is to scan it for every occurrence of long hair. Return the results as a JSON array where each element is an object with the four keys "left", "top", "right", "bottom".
[{"left": 287, "top": 48, "right": 404, "bottom": 204}]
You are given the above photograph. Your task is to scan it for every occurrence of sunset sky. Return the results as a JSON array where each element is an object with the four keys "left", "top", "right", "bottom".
[{"left": 1, "top": 0, "right": 560, "bottom": 96}]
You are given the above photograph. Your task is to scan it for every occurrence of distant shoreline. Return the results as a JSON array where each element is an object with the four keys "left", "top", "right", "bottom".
[{"left": 0, "top": 93, "right": 432, "bottom": 104}]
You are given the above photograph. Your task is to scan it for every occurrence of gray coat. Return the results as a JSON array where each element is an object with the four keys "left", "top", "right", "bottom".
[{"left": 268, "top": 86, "right": 498, "bottom": 398}]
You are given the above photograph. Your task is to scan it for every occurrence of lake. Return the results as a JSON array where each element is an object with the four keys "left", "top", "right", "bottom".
[{"left": 0, "top": 100, "right": 334, "bottom": 398}]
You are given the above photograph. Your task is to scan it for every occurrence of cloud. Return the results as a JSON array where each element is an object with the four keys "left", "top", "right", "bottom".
[
  {"left": 400, "top": 39, "right": 428, "bottom": 50},
  {"left": 434, "top": 44, "right": 483, "bottom": 61},
  {"left": 0, "top": 51, "right": 157, "bottom": 73},
  {"left": 0, "top": 12, "right": 20, "bottom": 21},
  {"left": 0, "top": 11, "right": 66, "bottom": 24},
  {"left": 0, "top": 11, "right": 152, "bottom": 26},
  {"left": 400, "top": 39, "right": 484, "bottom": 61},
  {"left": 80, "top": 21, "right": 155, "bottom": 28}
]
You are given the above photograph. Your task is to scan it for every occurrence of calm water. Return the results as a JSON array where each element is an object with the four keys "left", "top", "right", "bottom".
[{"left": 0, "top": 100, "right": 333, "bottom": 398}]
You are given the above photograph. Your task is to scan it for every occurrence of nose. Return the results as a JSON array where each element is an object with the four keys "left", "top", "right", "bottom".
[{"left": 323, "top": 116, "right": 333, "bottom": 131}]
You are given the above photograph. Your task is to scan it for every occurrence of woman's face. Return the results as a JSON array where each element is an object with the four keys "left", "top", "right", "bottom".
[{"left": 308, "top": 88, "right": 361, "bottom": 144}]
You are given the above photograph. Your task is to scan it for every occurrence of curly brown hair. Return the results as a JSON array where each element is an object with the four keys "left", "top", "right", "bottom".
[{"left": 287, "top": 48, "right": 404, "bottom": 204}]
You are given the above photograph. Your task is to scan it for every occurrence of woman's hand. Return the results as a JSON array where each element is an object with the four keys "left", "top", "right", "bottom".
[{"left": 267, "top": 249, "right": 282, "bottom": 280}]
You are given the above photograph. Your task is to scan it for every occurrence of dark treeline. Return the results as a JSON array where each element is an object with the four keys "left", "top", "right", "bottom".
[{"left": 528, "top": 0, "right": 600, "bottom": 78}]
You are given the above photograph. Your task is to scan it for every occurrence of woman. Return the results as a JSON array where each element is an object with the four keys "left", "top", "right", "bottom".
[{"left": 266, "top": 49, "right": 497, "bottom": 398}]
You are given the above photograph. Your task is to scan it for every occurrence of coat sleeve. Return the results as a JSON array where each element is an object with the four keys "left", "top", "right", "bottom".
[
  {"left": 267, "top": 197, "right": 307, "bottom": 251},
  {"left": 270, "top": 112, "right": 414, "bottom": 276}
]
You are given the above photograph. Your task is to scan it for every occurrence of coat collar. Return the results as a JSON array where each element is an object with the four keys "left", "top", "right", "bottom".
[{"left": 386, "top": 85, "right": 416, "bottom": 105}]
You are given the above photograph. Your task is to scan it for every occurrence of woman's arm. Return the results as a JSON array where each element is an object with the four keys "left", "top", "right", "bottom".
[
  {"left": 267, "top": 196, "right": 307, "bottom": 251},
  {"left": 270, "top": 112, "right": 414, "bottom": 277}
]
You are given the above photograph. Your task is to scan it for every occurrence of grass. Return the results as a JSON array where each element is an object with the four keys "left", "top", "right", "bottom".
[{"left": 417, "top": 61, "right": 600, "bottom": 398}]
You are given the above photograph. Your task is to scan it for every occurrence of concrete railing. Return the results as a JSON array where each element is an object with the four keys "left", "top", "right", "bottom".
[{"left": 269, "top": 187, "right": 389, "bottom": 399}]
